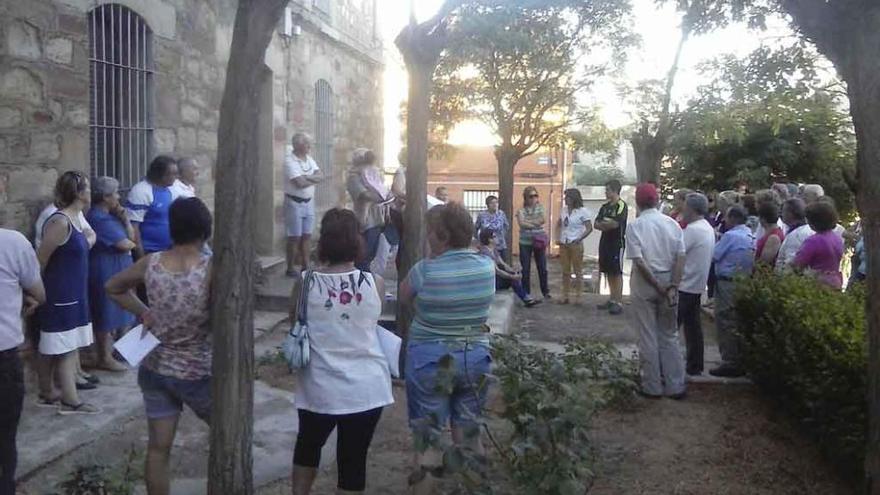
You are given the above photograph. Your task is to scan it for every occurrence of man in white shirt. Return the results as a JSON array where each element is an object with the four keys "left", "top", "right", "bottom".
[
  {"left": 677, "top": 193, "right": 716, "bottom": 376},
  {"left": 170, "top": 156, "right": 199, "bottom": 199},
  {"left": 284, "top": 132, "right": 324, "bottom": 276},
  {"left": 626, "top": 183, "right": 687, "bottom": 399},
  {"left": 0, "top": 227, "right": 45, "bottom": 492},
  {"left": 776, "top": 198, "right": 814, "bottom": 272}
]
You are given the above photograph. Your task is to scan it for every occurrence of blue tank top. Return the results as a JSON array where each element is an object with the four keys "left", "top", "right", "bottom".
[
  {"left": 140, "top": 186, "right": 173, "bottom": 253},
  {"left": 39, "top": 212, "right": 91, "bottom": 333}
]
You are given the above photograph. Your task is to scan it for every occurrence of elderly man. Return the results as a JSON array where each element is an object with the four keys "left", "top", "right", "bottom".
[
  {"left": 434, "top": 186, "right": 449, "bottom": 204},
  {"left": 776, "top": 198, "right": 814, "bottom": 272},
  {"left": 802, "top": 184, "right": 825, "bottom": 205},
  {"left": 284, "top": 132, "right": 324, "bottom": 276},
  {"left": 710, "top": 205, "right": 755, "bottom": 378},
  {"left": 0, "top": 225, "right": 45, "bottom": 493},
  {"left": 126, "top": 155, "right": 179, "bottom": 257},
  {"left": 171, "top": 156, "right": 199, "bottom": 199},
  {"left": 678, "top": 193, "right": 716, "bottom": 376},
  {"left": 626, "top": 183, "right": 687, "bottom": 399}
]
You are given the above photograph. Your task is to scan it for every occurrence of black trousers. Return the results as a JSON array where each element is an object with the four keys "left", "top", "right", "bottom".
[
  {"left": 294, "top": 407, "right": 383, "bottom": 491},
  {"left": 0, "top": 350, "right": 24, "bottom": 495},
  {"left": 678, "top": 291, "right": 704, "bottom": 374}
]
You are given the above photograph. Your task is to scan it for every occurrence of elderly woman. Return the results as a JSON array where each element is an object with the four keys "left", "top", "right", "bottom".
[
  {"left": 288, "top": 208, "right": 393, "bottom": 494},
  {"left": 346, "top": 148, "right": 397, "bottom": 272},
  {"left": 473, "top": 195, "right": 510, "bottom": 260},
  {"left": 400, "top": 202, "right": 496, "bottom": 493},
  {"left": 86, "top": 177, "right": 136, "bottom": 371},
  {"left": 517, "top": 186, "right": 550, "bottom": 299},
  {"left": 793, "top": 201, "right": 844, "bottom": 289},
  {"left": 106, "top": 197, "right": 214, "bottom": 495},
  {"left": 755, "top": 202, "right": 784, "bottom": 268},
  {"left": 35, "top": 171, "right": 100, "bottom": 414}
]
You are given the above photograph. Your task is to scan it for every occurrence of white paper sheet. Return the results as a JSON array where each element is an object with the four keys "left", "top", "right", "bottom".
[
  {"left": 113, "top": 325, "right": 160, "bottom": 368},
  {"left": 376, "top": 325, "right": 402, "bottom": 378}
]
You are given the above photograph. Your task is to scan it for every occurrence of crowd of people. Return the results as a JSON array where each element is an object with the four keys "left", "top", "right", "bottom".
[{"left": 0, "top": 124, "right": 866, "bottom": 494}]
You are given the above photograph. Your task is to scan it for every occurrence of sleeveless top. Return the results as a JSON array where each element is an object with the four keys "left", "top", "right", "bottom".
[
  {"left": 39, "top": 211, "right": 91, "bottom": 334},
  {"left": 755, "top": 226, "right": 785, "bottom": 264},
  {"left": 296, "top": 269, "right": 393, "bottom": 415},
  {"left": 141, "top": 186, "right": 173, "bottom": 253},
  {"left": 142, "top": 252, "right": 212, "bottom": 380}
]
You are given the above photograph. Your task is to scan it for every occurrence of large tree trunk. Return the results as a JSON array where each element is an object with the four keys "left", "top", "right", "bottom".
[
  {"left": 630, "top": 131, "right": 662, "bottom": 185},
  {"left": 208, "top": 1, "right": 286, "bottom": 493},
  {"left": 495, "top": 145, "right": 520, "bottom": 263},
  {"left": 779, "top": 3, "right": 880, "bottom": 492}
]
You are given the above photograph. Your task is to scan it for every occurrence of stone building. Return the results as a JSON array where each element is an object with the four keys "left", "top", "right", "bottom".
[{"left": 0, "top": 0, "right": 383, "bottom": 255}]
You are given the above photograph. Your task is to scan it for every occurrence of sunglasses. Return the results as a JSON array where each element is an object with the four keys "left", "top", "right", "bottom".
[{"left": 529, "top": 194, "right": 539, "bottom": 198}]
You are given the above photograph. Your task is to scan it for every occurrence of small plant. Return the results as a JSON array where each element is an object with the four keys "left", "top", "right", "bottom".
[{"left": 52, "top": 447, "right": 143, "bottom": 495}]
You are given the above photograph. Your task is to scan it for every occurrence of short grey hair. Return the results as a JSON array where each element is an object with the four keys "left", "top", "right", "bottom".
[
  {"left": 92, "top": 176, "right": 119, "bottom": 197},
  {"left": 803, "top": 184, "right": 825, "bottom": 198},
  {"left": 685, "top": 192, "right": 709, "bottom": 216},
  {"left": 291, "top": 132, "right": 311, "bottom": 147},
  {"left": 178, "top": 156, "right": 197, "bottom": 171},
  {"left": 783, "top": 197, "right": 806, "bottom": 221}
]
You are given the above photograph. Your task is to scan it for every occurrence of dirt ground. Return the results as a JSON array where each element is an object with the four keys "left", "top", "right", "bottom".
[{"left": 257, "top": 258, "right": 854, "bottom": 495}]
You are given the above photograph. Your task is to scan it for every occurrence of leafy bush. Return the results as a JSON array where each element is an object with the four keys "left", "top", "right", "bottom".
[
  {"left": 51, "top": 448, "right": 143, "bottom": 495},
  {"left": 734, "top": 272, "right": 866, "bottom": 480}
]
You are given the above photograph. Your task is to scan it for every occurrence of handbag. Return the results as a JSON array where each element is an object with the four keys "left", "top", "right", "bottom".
[
  {"left": 282, "top": 270, "right": 313, "bottom": 371},
  {"left": 532, "top": 232, "right": 549, "bottom": 250}
]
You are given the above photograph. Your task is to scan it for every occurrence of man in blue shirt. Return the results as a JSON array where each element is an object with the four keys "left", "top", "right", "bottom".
[
  {"left": 126, "top": 155, "right": 179, "bottom": 257},
  {"left": 710, "top": 205, "right": 755, "bottom": 378}
]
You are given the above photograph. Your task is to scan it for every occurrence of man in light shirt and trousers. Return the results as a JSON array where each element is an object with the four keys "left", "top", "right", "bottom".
[
  {"left": 284, "top": 132, "right": 324, "bottom": 276},
  {"left": 710, "top": 205, "right": 755, "bottom": 378},
  {"left": 678, "top": 193, "right": 716, "bottom": 376},
  {"left": 626, "top": 183, "right": 687, "bottom": 399}
]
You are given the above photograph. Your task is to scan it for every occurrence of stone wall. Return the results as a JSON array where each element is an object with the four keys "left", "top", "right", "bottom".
[{"left": 0, "top": 0, "right": 384, "bottom": 256}]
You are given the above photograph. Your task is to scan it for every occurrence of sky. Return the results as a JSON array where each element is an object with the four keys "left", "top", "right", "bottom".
[{"left": 379, "top": 0, "right": 797, "bottom": 169}]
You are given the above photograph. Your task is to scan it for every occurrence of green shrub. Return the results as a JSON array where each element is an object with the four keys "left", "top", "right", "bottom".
[{"left": 734, "top": 272, "right": 866, "bottom": 480}]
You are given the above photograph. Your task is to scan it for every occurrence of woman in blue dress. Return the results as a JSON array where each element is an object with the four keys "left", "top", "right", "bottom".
[
  {"left": 87, "top": 176, "right": 136, "bottom": 371},
  {"left": 36, "top": 171, "right": 100, "bottom": 414}
]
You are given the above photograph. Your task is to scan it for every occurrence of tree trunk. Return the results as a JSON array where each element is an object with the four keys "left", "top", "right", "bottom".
[
  {"left": 495, "top": 146, "right": 520, "bottom": 263},
  {"left": 208, "top": 1, "right": 286, "bottom": 493},
  {"left": 631, "top": 137, "right": 662, "bottom": 185}
]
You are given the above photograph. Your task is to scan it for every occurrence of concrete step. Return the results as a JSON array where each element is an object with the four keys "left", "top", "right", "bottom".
[
  {"left": 255, "top": 274, "right": 295, "bottom": 313},
  {"left": 255, "top": 256, "right": 286, "bottom": 285}
]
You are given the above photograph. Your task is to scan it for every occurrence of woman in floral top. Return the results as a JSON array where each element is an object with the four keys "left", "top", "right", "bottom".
[
  {"left": 473, "top": 195, "right": 510, "bottom": 259},
  {"left": 106, "top": 197, "right": 213, "bottom": 495},
  {"left": 516, "top": 186, "right": 550, "bottom": 299}
]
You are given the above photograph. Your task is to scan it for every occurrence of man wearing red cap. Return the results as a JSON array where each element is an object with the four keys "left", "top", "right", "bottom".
[{"left": 626, "top": 183, "right": 687, "bottom": 399}]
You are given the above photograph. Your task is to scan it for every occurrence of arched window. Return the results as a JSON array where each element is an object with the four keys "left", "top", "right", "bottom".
[
  {"left": 89, "top": 4, "right": 154, "bottom": 189},
  {"left": 314, "top": 79, "right": 334, "bottom": 209}
]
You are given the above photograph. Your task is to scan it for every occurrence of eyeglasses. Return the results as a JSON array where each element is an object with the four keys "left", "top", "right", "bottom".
[{"left": 529, "top": 194, "right": 539, "bottom": 198}]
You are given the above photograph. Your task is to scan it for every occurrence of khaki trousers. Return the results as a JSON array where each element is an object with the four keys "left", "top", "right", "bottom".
[
  {"left": 630, "top": 270, "right": 686, "bottom": 396},
  {"left": 559, "top": 243, "right": 584, "bottom": 300}
]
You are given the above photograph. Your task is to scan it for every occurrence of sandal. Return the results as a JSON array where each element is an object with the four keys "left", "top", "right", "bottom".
[
  {"left": 82, "top": 373, "right": 100, "bottom": 384},
  {"left": 35, "top": 396, "right": 61, "bottom": 408},
  {"left": 58, "top": 401, "right": 101, "bottom": 415},
  {"left": 76, "top": 381, "right": 98, "bottom": 390}
]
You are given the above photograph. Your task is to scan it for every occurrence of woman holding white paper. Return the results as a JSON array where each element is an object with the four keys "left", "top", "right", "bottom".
[
  {"left": 105, "top": 197, "right": 213, "bottom": 495},
  {"left": 288, "top": 208, "right": 393, "bottom": 495}
]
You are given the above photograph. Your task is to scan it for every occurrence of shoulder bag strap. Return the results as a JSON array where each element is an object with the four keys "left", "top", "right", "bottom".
[{"left": 298, "top": 270, "right": 312, "bottom": 326}]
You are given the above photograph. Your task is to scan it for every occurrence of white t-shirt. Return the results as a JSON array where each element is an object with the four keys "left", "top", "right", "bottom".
[
  {"left": 0, "top": 229, "right": 41, "bottom": 351},
  {"left": 34, "top": 204, "right": 92, "bottom": 249},
  {"left": 170, "top": 179, "right": 196, "bottom": 199},
  {"left": 284, "top": 153, "right": 320, "bottom": 199},
  {"left": 776, "top": 224, "right": 815, "bottom": 271},
  {"left": 680, "top": 219, "right": 716, "bottom": 294},
  {"left": 560, "top": 206, "right": 594, "bottom": 244},
  {"left": 626, "top": 208, "right": 686, "bottom": 274}
]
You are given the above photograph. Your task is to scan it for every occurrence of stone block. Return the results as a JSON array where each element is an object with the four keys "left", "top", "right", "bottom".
[
  {"left": 155, "top": 128, "right": 176, "bottom": 153},
  {"left": 177, "top": 127, "right": 196, "bottom": 151},
  {"left": 154, "top": 78, "right": 181, "bottom": 126},
  {"left": 45, "top": 38, "right": 73, "bottom": 65},
  {"left": 46, "top": 67, "right": 87, "bottom": 100},
  {"left": 59, "top": 131, "right": 88, "bottom": 170},
  {"left": 30, "top": 111, "right": 54, "bottom": 125},
  {"left": 0, "top": 67, "right": 44, "bottom": 104},
  {"left": 154, "top": 41, "right": 181, "bottom": 74},
  {"left": 64, "top": 103, "right": 88, "bottom": 127},
  {"left": 7, "top": 167, "right": 57, "bottom": 202},
  {"left": 57, "top": 13, "right": 87, "bottom": 36},
  {"left": 0, "top": 135, "right": 27, "bottom": 161},
  {"left": 6, "top": 20, "right": 42, "bottom": 60},
  {"left": 181, "top": 104, "right": 199, "bottom": 124},
  {"left": 29, "top": 133, "right": 61, "bottom": 161},
  {"left": 48, "top": 99, "right": 63, "bottom": 120},
  {"left": 0, "top": 108, "right": 22, "bottom": 128},
  {"left": 197, "top": 129, "right": 216, "bottom": 151}
]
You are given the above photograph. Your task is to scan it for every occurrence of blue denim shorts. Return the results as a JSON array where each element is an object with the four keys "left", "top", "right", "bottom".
[
  {"left": 405, "top": 341, "right": 491, "bottom": 434},
  {"left": 137, "top": 367, "right": 212, "bottom": 422}
]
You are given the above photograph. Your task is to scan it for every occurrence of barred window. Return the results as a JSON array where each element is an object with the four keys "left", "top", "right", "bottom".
[
  {"left": 89, "top": 4, "right": 154, "bottom": 189},
  {"left": 314, "top": 79, "right": 334, "bottom": 210},
  {"left": 464, "top": 190, "right": 498, "bottom": 220}
]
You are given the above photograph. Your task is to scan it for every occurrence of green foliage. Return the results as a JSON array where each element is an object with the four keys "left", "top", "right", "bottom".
[
  {"left": 669, "top": 44, "right": 856, "bottom": 217},
  {"left": 734, "top": 272, "right": 866, "bottom": 482},
  {"left": 569, "top": 114, "right": 622, "bottom": 164},
  {"left": 51, "top": 448, "right": 143, "bottom": 495},
  {"left": 574, "top": 164, "right": 626, "bottom": 186},
  {"left": 491, "top": 335, "right": 638, "bottom": 493}
]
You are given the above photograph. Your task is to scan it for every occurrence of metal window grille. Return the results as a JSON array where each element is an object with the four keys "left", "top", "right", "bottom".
[
  {"left": 463, "top": 190, "right": 498, "bottom": 221},
  {"left": 89, "top": 4, "right": 154, "bottom": 190},
  {"left": 314, "top": 79, "right": 334, "bottom": 210}
]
